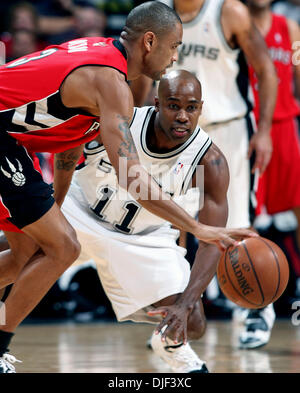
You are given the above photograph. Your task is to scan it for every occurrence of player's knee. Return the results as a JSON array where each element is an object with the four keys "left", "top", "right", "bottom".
[
  {"left": 58, "top": 233, "right": 81, "bottom": 266},
  {"left": 46, "top": 230, "right": 81, "bottom": 268}
]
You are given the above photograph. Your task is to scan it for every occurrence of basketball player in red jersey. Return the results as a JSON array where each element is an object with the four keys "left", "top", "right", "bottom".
[
  {"left": 240, "top": 0, "right": 300, "bottom": 350},
  {"left": 0, "top": 2, "right": 256, "bottom": 372}
]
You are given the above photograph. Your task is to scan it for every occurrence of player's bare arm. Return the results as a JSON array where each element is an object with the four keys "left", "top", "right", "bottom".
[
  {"left": 53, "top": 144, "right": 85, "bottom": 207},
  {"left": 223, "top": 0, "right": 277, "bottom": 174},
  {"left": 61, "top": 66, "right": 257, "bottom": 248},
  {"left": 287, "top": 18, "right": 300, "bottom": 100},
  {"left": 149, "top": 144, "right": 242, "bottom": 342}
]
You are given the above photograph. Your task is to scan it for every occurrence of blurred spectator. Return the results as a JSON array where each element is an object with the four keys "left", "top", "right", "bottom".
[
  {"left": 6, "top": 29, "right": 38, "bottom": 62},
  {"left": 36, "top": 0, "right": 77, "bottom": 44},
  {"left": 8, "top": 1, "right": 39, "bottom": 31},
  {"left": 73, "top": 5, "right": 106, "bottom": 38},
  {"left": 273, "top": 0, "right": 300, "bottom": 25},
  {"left": 96, "top": 0, "right": 135, "bottom": 38},
  {"left": 1, "top": 2, "right": 46, "bottom": 60}
]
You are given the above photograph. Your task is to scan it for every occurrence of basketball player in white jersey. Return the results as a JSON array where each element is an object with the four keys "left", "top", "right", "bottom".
[
  {"left": 60, "top": 70, "right": 249, "bottom": 373},
  {"left": 130, "top": 0, "right": 278, "bottom": 350}
]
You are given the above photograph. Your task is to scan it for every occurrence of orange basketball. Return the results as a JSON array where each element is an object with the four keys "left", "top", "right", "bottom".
[{"left": 217, "top": 236, "right": 289, "bottom": 309}]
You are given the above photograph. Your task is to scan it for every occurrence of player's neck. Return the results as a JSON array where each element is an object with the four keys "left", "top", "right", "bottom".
[
  {"left": 174, "top": 0, "right": 205, "bottom": 23},
  {"left": 120, "top": 36, "right": 142, "bottom": 80},
  {"left": 249, "top": 7, "right": 272, "bottom": 37}
]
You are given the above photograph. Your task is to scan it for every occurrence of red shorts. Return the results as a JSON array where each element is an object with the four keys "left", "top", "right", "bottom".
[
  {"left": 0, "top": 154, "right": 42, "bottom": 233},
  {"left": 256, "top": 117, "right": 300, "bottom": 215}
]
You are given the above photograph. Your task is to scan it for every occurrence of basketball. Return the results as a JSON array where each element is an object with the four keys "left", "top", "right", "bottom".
[{"left": 217, "top": 237, "right": 289, "bottom": 309}]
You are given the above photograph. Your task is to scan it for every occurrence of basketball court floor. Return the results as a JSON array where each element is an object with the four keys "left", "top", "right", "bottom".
[{"left": 10, "top": 319, "right": 300, "bottom": 373}]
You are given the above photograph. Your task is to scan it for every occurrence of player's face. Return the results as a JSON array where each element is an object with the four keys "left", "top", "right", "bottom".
[
  {"left": 156, "top": 79, "right": 203, "bottom": 144},
  {"left": 144, "top": 23, "right": 183, "bottom": 81}
]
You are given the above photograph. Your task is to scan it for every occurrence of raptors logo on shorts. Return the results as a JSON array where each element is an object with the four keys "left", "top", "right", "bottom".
[{"left": 0, "top": 158, "right": 26, "bottom": 187}]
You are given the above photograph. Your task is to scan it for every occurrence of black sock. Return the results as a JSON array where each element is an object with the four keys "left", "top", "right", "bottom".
[{"left": 0, "top": 330, "right": 14, "bottom": 356}]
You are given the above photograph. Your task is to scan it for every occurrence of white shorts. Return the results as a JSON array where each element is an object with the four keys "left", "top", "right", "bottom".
[
  {"left": 61, "top": 185, "right": 190, "bottom": 323},
  {"left": 204, "top": 114, "right": 258, "bottom": 228}
]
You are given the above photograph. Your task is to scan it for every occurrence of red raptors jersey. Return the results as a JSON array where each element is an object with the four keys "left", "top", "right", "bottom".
[
  {"left": 249, "top": 15, "right": 299, "bottom": 122},
  {"left": 0, "top": 37, "right": 128, "bottom": 152}
]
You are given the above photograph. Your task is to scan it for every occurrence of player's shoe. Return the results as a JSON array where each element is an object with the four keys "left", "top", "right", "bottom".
[
  {"left": 0, "top": 353, "right": 22, "bottom": 373},
  {"left": 150, "top": 331, "right": 208, "bottom": 373},
  {"left": 239, "top": 303, "right": 275, "bottom": 349}
]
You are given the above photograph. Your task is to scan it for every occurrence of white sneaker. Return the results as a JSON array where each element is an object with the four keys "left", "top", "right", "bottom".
[
  {"left": 150, "top": 330, "right": 208, "bottom": 373},
  {"left": 239, "top": 304, "right": 276, "bottom": 349},
  {"left": 0, "top": 353, "right": 22, "bottom": 373}
]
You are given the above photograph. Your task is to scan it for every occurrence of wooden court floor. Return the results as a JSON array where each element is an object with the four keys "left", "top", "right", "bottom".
[{"left": 9, "top": 319, "right": 300, "bottom": 373}]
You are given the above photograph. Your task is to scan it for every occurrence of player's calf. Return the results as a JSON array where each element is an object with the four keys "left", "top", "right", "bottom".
[{"left": 186, "top": 301, "right": 206, "bottom": 340}]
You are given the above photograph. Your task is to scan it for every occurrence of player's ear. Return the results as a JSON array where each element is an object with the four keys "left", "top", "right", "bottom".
[
  {"left": 199, "top": 100, "right": 204, "bottom": 115},
  {"left": 143, "top": 32, "right": 157, "bottom": 53},
  {"left": 154, "top": 96, "right": 159, "bottom": 112}
]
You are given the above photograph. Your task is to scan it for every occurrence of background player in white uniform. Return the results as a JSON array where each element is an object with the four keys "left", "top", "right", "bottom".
[
  {"left": 130, "top": 0, "right": 278, "bottom": 349},
  {"left": 62, "top": 70, "right": 254, "bottom": 373}
]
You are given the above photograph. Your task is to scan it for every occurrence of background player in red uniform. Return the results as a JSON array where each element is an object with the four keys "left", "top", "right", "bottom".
[
  {"left": 240, "top": 0, "right": 300, "bottom": 349},
  {"left": 0, "top": 2, "right": 256, "bottom": 373}
]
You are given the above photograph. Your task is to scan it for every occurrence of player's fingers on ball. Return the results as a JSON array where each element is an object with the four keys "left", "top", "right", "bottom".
[
  {"left": 223, "top": 235, "right": 237, "bottom": 248},
  {"left": 217, "top": 241, "right": 226, "bottom": 252}
]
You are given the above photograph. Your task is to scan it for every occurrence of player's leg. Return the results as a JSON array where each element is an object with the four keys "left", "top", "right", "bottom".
[
  {"left": 2, "top": 204, "right": 80, "bottom": 330},
  {"left": 0, "top": 232, "right": 9, "bottom": 252},
  {"left": 149, "top": 294, "right": 208, "bottom": 373},
  {"left": 0, "top": 204, "right": 81, "bottom": 373},
  {"left": 0, "top": 231, "right": 39, "bottom": 289},
  {"left": 62, "top": 197, "right": 207, "bottom": 373},
  {"left": 0, "top": 136, "right": 81, "bottom": 372}
]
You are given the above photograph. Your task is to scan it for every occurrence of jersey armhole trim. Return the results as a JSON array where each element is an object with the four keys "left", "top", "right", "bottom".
[
  {"left": 216, "top": 0, "right": 240, "bottom": 54},
  {"left": 181, "top": 136, "right": 212, "bottom": 194}
]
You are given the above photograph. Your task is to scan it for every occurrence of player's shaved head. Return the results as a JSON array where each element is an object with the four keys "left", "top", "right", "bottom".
[
  {"left": 122, "top": 1, "right": 182, "bottom": 41},
  {"left": 158, "top": 70, "right": 202, "bottom": 99}
]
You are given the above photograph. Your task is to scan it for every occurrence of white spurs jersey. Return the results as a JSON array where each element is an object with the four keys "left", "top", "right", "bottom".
[
  {"left": 160, "top": 0, "right": 254, "bottom": 127},
  {"left": 72, "top": 106, "right": 212, "bottom": 235}
]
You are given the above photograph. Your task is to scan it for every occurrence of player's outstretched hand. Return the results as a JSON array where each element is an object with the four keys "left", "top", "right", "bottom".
[
  {"left": 193, "top": 225, "right": 258, "bottom": 252},
  {"left": 147, "top": 303, "right": 193, "bottom": 345}
]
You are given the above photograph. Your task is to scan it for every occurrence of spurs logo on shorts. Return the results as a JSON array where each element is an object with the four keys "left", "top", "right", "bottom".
[{"left": 0, "top": 158, "right": 26, "bottom": 186}]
